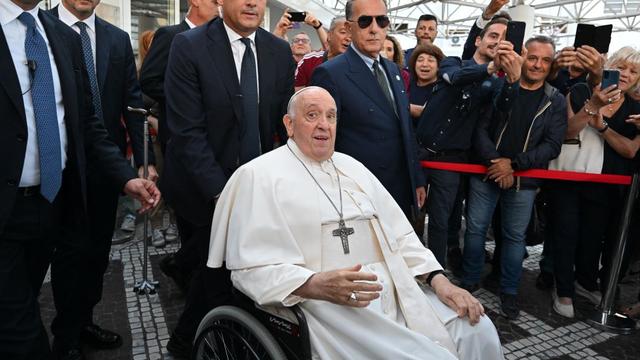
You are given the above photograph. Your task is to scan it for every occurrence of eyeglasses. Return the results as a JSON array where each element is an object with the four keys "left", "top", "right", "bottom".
[
  {"left": 292, "top": 38, "right": 311, "bottom": 44},
  {"left": 349, "top": 15, "right": 390, "bottom": 29}
]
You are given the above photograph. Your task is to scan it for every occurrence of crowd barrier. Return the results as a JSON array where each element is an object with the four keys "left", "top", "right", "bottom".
[{"left": 421, "top": 161, "right": 638, "bottom": 334}]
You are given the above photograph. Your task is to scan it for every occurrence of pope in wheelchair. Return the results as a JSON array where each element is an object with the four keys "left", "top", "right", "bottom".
[{"left": 206, "top": 87, "right": 504, "bottom": 359}]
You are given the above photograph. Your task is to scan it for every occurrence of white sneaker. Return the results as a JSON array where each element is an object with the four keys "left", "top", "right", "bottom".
[
  {"left": 574, "top": 281, "right": 602, "bottom": 305},
  {"left": 164, "top": 223, "right": 179, "bottom": 242},
  {"left": 120, "top": 213, "right": 136, "bottom": 232},
  {"left": 552, "top": 292, "right": 575, "bottom": 318}
]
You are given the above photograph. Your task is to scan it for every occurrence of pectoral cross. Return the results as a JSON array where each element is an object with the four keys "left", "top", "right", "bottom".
[{"left": 332, "top": 219, "right": 355, "bottom": 254}]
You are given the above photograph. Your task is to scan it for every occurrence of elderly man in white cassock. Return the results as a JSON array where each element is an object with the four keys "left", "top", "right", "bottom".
[{"left": 207, "top": 87, "right": 504, "bottom": 359}]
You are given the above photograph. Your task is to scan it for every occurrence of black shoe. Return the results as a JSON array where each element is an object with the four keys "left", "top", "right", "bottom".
[
  {"left": 80, "top": 324, "right": 122, "bottom": 349},
  {"left": 461, "top": 282, "right": 481, "bottom": 293},
  {"left": 160, "top": 254, "right": 189, "bottom": 292},
  {"left": 55, "top": 347, "right": 85, "bottom": 360},
  {"left": 167, "top": 332, "right": 192, "bottom": 359},
  {"left": 536, "top": 271, "right": 554, "bottom": 290},
  {"left": 500, "top": 293, "right": 520, "bottom": 320}
]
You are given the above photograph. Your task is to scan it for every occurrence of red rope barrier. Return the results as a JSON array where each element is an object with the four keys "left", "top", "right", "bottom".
[{"left": 421, "top": 161, "right": 632, "bottom": 185}]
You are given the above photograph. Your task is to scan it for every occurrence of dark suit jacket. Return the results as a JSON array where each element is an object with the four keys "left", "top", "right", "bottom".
[
  {"left": 310, "top": 46, "right": 425, "bottom": 219},
  {"left": 0, "top": 10, "right": 136, "bottom": 234},
  {"left": 50, "top": 6, "right": 153, "bottom": 169},
  {"left": 140, "top": 20, "right": 190, "bottom": 148},
  {"left": 162, "top": 18, "right": 295, "bottom": 226}
]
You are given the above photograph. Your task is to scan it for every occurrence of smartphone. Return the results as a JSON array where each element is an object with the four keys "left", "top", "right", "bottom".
[
  {"left": 594, "top": 24, "right": 613, "bottom": 54},
  {"left": 574, "top": 23, "right": 612, "bottom": 54},
  {"left": 288, "top": 11, "right": 306, "bottom": 22},
  {"left": 506, "top": 21, "right": 526, "bottom": 55},
  {"left": 601, "top": 69, "right": 620, "bottom": 90},
  {"left": 574, "top": 23, "right": 596, "bottom": 49}
]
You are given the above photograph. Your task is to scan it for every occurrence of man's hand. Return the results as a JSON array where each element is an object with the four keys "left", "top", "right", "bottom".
[
  {"left": 416, "top": 186, "right": 427, "bottom": 209},
  {"left": 497, "top": 41, "right": 524, "bottom": 83},
  {"left": 625, "top": 114, "right": 640, "bottom": 129},
  {"left": 556, "top": 46, "right": 577, "bottom": 69},
  {"left": 487, "top": 157, "right": 513, "bottom": 181},
  {"left": 124, "top": 179, "right": 161, "bottom": 214},
  {"left": 273, "top": 9, "right": 293, "bottom": 38},
  {"left": 576, "top": 45, "right": 604, "bottom": 78},
  {"left": 497, "top": 174, "right": 514, "bottom": 189},
  {"left": 431, "top": 274, "right": 485, "bottom": 325},
  {"left": 304, "top": 11, "right": 321, "bottom": 29},
  {"left": 293, "top": 264, "right": 382, "bottom": 307},
  {"left": 138, "top": 165, "right": 159, "bottom": 183},
  {"left": 483, "top": 0, "right": 509, "bottom": 20}
]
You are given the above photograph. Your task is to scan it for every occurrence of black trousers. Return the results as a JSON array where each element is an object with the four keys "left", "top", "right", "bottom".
[
  {"left": 0, "top": 190, "right": 62, "bottom": 360},
  {"left": 173, "top": 215, "right": 232, "bottom": 342},
  {"left": 546, "top": 181, "right": 623, "bottom": 297},
  {"left": 51, "top": 175, "right": 120, "bottom": 350}
]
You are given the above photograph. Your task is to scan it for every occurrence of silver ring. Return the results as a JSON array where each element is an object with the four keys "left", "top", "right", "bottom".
[
  {"left": 608, "top": 98, "right": 613, "bottom": 104},
  {"left": 349, "top": 292, "right": 357, "bottom": 302}
]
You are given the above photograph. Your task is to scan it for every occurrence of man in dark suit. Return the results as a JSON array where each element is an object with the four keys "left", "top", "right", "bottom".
[
  {"left": 140, "top": 0, "right": 220, "bottom": 153},
  {"left": 0, "top": 1, "right": 160, "bottom": 360},
  {"left": 161, "top": 0, "right": 295, "bottom": 356},
  {"left": 48, "top": 0, "right": 158, "bottom": 357},
  {"left": 311, "top": 0, "right": 425, "bottom": 222},
  {"left": 139, "top": 0, "right": 219, "bottom": 291}
]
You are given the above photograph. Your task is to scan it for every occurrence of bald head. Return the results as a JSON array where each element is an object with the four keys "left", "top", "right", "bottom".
[{"left": 284, "top": 87, "right": 337, "bottom": 162}]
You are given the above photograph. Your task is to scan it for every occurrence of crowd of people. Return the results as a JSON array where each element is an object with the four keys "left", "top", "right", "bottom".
[{"left": 2, "top": 0, "right": 640, "bottom": 359}]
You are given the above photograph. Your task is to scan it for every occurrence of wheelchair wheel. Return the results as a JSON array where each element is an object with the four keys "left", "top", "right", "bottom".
[{"left": 192, "top": 306, "right": 287, "bottom": 360}]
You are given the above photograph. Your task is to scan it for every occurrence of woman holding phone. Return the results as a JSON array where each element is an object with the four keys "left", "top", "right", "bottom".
[{"left": 547, "top": 47, "right": 640, "bottom": 318}]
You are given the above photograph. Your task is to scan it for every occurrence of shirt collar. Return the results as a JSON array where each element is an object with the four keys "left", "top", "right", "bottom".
[
  {"left": 58, "top": 3, "right": 96, "bottom": 33},
  {"left": 350, "top": 43, "right": 380, "bottom": 70},
  {"left": 223, "top": 20, "right": 256, "bottom": 45},
  {"left": 184, "top": 17, "right": 196, "bottom": 29},
  {"left": 0, "top": 1, "right": 40, "bottom": 28}
]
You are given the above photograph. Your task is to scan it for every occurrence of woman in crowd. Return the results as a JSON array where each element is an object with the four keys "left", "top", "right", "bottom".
[
  {"left": 381, "top": 35, "right": 410, "bottom": 90},
  {"left": 407, "top": 44, "right": 444, "bottom": 123},
  {"left": 548, "top": 46, "right": 640, "bottom": 318}
]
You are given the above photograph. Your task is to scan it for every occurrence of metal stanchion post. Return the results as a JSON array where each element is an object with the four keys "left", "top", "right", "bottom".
[
  {"left": 127, "top": 106, "right": 160, "bottom": 295},
  {"left": 587, "top": 172, "right": 639, "bottom": 334}
]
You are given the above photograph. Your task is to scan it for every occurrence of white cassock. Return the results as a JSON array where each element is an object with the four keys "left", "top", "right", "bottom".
[{"left": 208, "top": 139, "right": 504, "bottom": 360}]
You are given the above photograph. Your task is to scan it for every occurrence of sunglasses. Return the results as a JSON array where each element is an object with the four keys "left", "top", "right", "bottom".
[{"left": 349, "top": 15, "right": 390, "bottom": 29}]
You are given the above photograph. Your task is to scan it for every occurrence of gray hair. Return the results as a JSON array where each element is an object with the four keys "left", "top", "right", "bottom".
[
  {"left": 329, "top": 17, "right": 347, "bottom": 32},
  {"left": 525, "top": 35, "right": 556, "bottom": 53},
  {"left": 287, "top": 86, "right": 325, "bottom": 119}
]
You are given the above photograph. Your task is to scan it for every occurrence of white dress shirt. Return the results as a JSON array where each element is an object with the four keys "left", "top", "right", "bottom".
[
  {"left": 0, "top": 1, "right": 68, "bottom": 187},
  {"left": 57, "top": 3, "right": 97, "bottom": 70},
  {"left": 185, "top": 17, "right": 197, "bottom": 29},
  {"left": 222, "top": 20, "right": 259, "bottom": 95}
]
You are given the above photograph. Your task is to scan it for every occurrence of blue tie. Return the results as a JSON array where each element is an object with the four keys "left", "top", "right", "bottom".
[
  {"left": 18, "top": 12, "right": 62, "bottom": 202},
  {"left": 239, "top": 37, "right": 260, "bottom": 163},
  {"left": 76, "top": 21, "right": 102, "bottom": 120}
]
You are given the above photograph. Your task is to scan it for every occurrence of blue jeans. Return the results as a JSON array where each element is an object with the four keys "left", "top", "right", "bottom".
[
  {"left": 462, "top": 176, "right": 537, "bottom": 295},
  {"left": 426, "top": 169, "right": 461, "bottom": 267}
]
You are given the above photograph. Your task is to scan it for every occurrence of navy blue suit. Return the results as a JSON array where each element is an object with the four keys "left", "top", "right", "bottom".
[
  {"left": 49, "top": 6, "right": 152, "bottom": 351},
  {"left": 311, "top": 46, "right": 424, "bottom": 220}
]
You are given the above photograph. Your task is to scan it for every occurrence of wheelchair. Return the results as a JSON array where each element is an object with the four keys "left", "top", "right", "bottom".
[{"left": 192, "top": 289, "right": 312, "bottom": 360}]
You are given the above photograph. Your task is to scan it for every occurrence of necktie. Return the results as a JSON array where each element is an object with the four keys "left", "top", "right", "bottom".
[
  {"left": 76, "top": 21, "right": 103, "bottom": 121},
  {"left": 18, "top": 12, "right": 61, "bottom": 202},
  {"left": 239, "top": 37, "right": 260, "bottom": 163},
  {"left": 372, "top": 60, "right": 396, "bottom": 114}
]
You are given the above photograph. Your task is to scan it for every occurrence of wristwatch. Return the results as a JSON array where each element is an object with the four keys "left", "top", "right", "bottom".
[
  {"left": 597, "top": 120, "right": 609, "bottom": 133},
  {"left": 313, "top": 21, "right": 323, "bottom": 29}
]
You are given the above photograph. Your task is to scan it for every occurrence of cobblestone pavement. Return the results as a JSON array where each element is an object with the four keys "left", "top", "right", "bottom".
[{"left": 39, "top": 222, "right": 640, "bottom": 360}]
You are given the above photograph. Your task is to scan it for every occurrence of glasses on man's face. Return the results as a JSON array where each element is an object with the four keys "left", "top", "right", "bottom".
[
  {"left": 349, "top": 15, "right": 390, "bottom": 29},
  {"left": 292, "top": 38, "right": 311, "bottom": 45}
]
